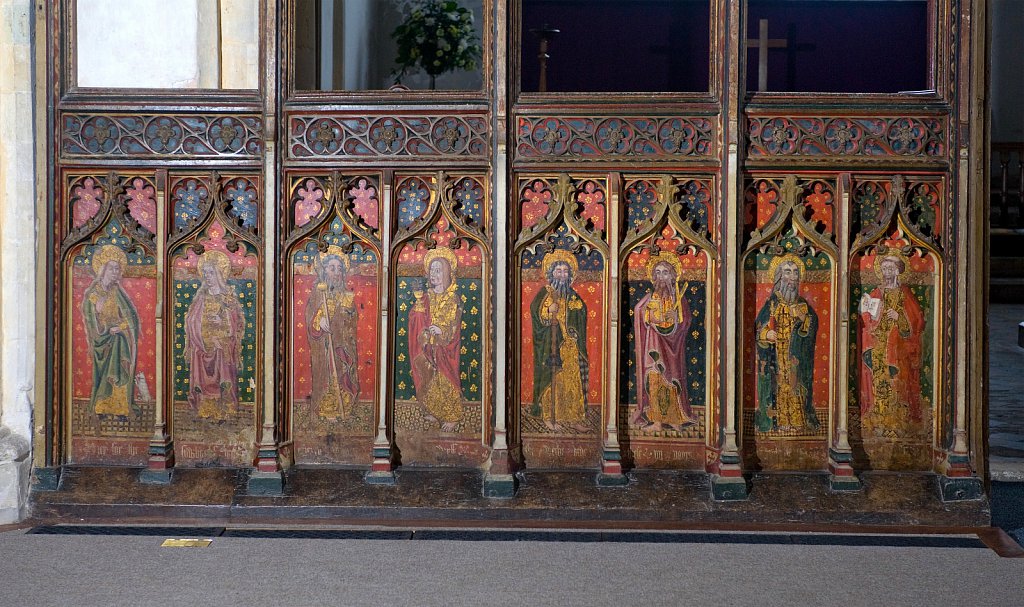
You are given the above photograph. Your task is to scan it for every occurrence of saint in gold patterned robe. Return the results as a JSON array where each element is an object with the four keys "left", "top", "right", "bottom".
[
  {"left": 859, "top": 284, "right": 925, "bottom": 430},
  {"left": 755, "top": 292, "right": 819, "bottom": 433}
]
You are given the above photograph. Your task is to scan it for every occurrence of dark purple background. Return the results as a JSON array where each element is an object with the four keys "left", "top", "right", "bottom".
[
  {"left": 519, "top": 0, "right": 929, "bottom": 94},
  {"left": 747, "top": 0, "right": 929, "bottom": 93},
  {"left": 521, "top": 0, "right": 711, "bottom": 93}
]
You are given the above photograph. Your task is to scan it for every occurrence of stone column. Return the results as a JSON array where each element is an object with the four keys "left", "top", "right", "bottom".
[{"left": 0, "top": 0, "right": 37, "bottom": 523}]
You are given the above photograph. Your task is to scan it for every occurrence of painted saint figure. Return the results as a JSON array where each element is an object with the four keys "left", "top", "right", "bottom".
[
  {"left": 632, "top": 252, "right": 697, "bottom": 433},
  {"left": 858, "top": 251, "right": 925, "bottom": 433},
  {"left": 306, "top": 248, "right": 359, "bottom": 420},
  {"left": 82, "top": 245, "right": 141, "bottom": 418},
  {"left": 530, "top": 250, "right": 589, "bottom": 432},
  {"left": 754, "top": 254, "right": 820, "bottom": 433},
  {"left": 409, "top": 248, "right": 464, "bottom": 433},
  {"left": 185, "top": 250, "right": 245, "bottom": 421}
]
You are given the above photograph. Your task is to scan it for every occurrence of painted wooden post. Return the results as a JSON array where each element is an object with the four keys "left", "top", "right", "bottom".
[
  {"left": 711, "top": 0, "right": 747, "bottom": 501},
  {"left": 141, "top": 171, "right": 174, "bottom": 484},
  {"left": 828, "top": 174, "right": 860, "bottom": 491},
  {"left": 598, "top": 174, "right": 627, "bottom": 486},
  {"left": 367, "top": 181, "right": 396, "bottom": 484}
]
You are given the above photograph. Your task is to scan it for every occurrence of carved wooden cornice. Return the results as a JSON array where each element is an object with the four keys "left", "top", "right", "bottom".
[
  {"left": 746, "top": 115, "right": 947, "bottom": 161},
  {"left": 61, "top": 113, "right": 264, "bottom": 159},
  {"left": 515, "top": 116, "right": 715, "bottom": 161},
  {"left": 288, "top": 114, "right": 490, "bottom": 160}
]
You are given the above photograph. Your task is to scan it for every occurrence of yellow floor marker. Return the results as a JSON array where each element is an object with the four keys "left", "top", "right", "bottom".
[{"left": 160, "top": 538, "right": 213, "bottom": 548}]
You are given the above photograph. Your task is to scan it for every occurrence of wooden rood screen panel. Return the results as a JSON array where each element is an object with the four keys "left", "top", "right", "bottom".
[{"left": 42, "top": 0, "right": 985, "bottom": 502}]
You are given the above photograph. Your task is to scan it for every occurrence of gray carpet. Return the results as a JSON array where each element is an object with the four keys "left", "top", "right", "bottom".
[{"left": 2, "top": 528, "right": 1021, "bottom": 607}]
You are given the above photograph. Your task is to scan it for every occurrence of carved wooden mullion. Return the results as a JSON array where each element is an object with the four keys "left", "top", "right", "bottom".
[
  {"left": 664, "top": 183, "right": 718, "bottom": 261},
  {"left": 513, "top": 176, "right": 566, "bottom": 253},
  {"left": 896, "top": 185, "right": 943, "bottom": 254},
  {"left": 369, "top": 177, "right": 396, "bottom": 481},
  {"left": 438, "top": 174, "right": 488, "bottom": 247},
  {"left": 332, "top": 172, "right": 382, "bottom": 250},
  {"left": 211, "top": 176, "right": 262, "bottom": 253},
  {"left": 786, "top": 177, "right": 838, "bottom": 257},
  {"left": 392, "top": 173, "right": 446, "bottom": 249},
  {"left": 436, "top": 174, "right": 491, "bottom": 254},
  {"left": 111, "top": 174, "right": 159, "bottom": 255},
  {"left": 142, "top": 170, "right": 173, "bottom": 482},
  {"left": 850, "top": 174, "right": 904, "bottom": 254},
  {"left": 600, "top": 172, "right": 625, "bottom": 483},
  {"left": 61, "top": 173, "right": 116, "bottom": 256},
  {"left": 281, "top": 175, "right": 336, "bottom": 251},
  {"left": 619, "top": 178, "right": 669, "bottom": 255},
  {"left": 168, "top": 172, "right": 220, "bottom": 250},
  {"left": 561, "top": 174, "right": 609, "bottom": 257},
  {"left": 828, "top": 173, "right": 858, "bottom": 490},
  {"left": 745, "top": 178, "right": 795, "bottom": 253},
  {"left": 747, "top": 176, "right": 836, "bottom": 256}
]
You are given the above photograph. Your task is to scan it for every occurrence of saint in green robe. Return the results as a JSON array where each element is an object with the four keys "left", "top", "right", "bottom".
[
  {"left": 754, "top": 292, "right": 819, "bottom": 433},
  {"left": 82, "top": 281, "right": 141, "bottom": 417},
  {"left": 530, "top": 284, "right": 589, "bottom": 420}
]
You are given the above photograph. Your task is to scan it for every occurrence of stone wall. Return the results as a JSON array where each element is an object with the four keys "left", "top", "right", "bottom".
[{"left": 0, "top": 0, "right": 36, "bottom": 523}]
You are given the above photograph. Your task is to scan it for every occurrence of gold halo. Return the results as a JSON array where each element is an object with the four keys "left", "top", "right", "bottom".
[
  {"left": 645, "top": 251, "right": 683, "bottom": 283},
  {"left": 321, "top": 245, "right": 350, "bottom": 272},
  {"left": 766, "top": 253, "right": 804, "bottom": 282},
  {"left": 874, "top": 249, "right": 910, "bottom": 279},
  {"left": 423, "top": 247, "right": 458, "bottom": 274},
  {"left": 198, "top": 249, "right": 232, "bottom": 279},
  {"left": 91, "top": 245, "right": 128, "bottom": 276},
  {"left": 541, "top": 249, "right": 578, "bottom": 280}
]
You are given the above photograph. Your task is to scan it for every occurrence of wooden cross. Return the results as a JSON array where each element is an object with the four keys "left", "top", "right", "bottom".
[{"left": 746, "top": 18, "right": 788, "bottom": 92}]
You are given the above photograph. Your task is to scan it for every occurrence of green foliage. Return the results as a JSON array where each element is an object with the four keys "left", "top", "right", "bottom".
[{"left": 392, "top": 0, "right": 481, "bottom": 84}]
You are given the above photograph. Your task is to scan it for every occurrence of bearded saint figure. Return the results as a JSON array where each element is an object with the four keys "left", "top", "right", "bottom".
[
  {"left": 306, "top": 248, "right": 359, "bottom": 420},
  {"left": 858, "top": 251, "right": 925, "bottom": 434},
  {"left": 632, "top": 252, "right": 698, "bottom": 433},
  {"left": 754, "top": 254, "right": 820, "bottom": 434},
  {"left": 530, "top": 250, "right": 589, "bottom": 432},
  {"left": 82, "top": 245, "right": 141, "bottom": 418},
  {"left": 409, "top": 248, "right": 464, "bottom": 433},
  {"left": 185, "top": 250, "right": 245, "bottom": 421}
]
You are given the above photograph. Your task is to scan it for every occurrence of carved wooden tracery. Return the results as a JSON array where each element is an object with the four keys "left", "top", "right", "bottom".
[{"left": 39, "top": 0, "right": 985, "bottom": 503}]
